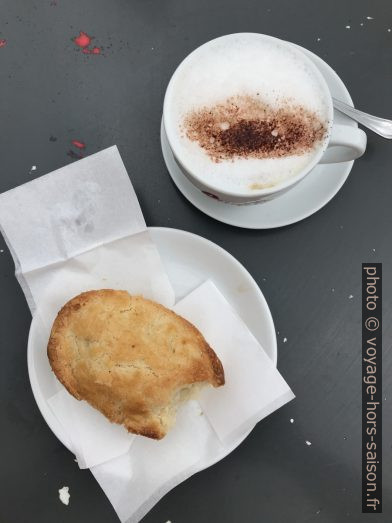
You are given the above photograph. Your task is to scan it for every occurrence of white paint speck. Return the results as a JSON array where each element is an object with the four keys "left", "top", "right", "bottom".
[
  {"left": 388, "top": 29, "right": 391, "bottom": 33},
  {"left": 31, "top": 165, "right": 37, "bottom": 171},
  {"left": 331, "top": 288, "right": 335, "bottom": 292},
  {"left": 348, "top": 294, "right": 354, "bottom": 299},
  {"left": 372, "top": 248, "right": 376, "bottom": 252},
  {"left": 0, "top": 249, "right": 4, "bottom": 253},
  {"left": 305, "top": 440, "right": 312, "bottom": 446},
  {"left": 283, "top": 337, "right": 287, "bottom": 343},
  {"left": 360, "top": 22, "right": 364, "bottom": 26},
  {"left": 345, "top": 25, "right": 351, "bottom": 29},
  {"left": 316, "top": 509, "right": 321, "bottom": 515},
  {"left": 58, "top": 486, "right": 70, "bottom": 506},
  {"left": 290, "top": 418, "right": 294, "bottom": 424},
  {"left": 317, "top": 37, "right": 321, "bottom": 42},
  {"left": 366, "top": 16, "right": 374, "bottom": 20},
  {"left": 262, "top": 277, "right": 267, "bottom": 282}
]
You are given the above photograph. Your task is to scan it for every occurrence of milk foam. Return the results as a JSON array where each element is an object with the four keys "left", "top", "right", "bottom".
[{"left": 165, "top": 34, "right": 331, "bottom": 194}]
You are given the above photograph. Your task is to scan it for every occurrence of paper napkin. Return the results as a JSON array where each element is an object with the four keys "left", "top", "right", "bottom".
[
  {"left": 90, "top": 280, "right": 294, "bottom": 523},
  {"left": 47, "top": 391, "right": 135, "bottom": 469},
  {"left": 0, "top": 146, "right": 175, "bottom": 321},
  {"left": 0, "top": 146, "right": 175, "bottom": 467},
  {"left": 174, "top": 280, "right": 295, "bottom": 445}
]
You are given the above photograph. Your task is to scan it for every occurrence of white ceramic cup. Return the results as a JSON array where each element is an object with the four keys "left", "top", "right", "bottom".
[{"left": 163, "top": 33, "right": 367, "bottom": 205}]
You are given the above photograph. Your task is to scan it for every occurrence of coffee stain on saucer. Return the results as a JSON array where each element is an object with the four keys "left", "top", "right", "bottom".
[{"left": 236, "top": 282, "right": 252, "bottom": 294}]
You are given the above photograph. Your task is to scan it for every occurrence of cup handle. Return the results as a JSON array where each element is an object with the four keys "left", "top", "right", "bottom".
[{"left": 319, "top": 124, "right": 367, "bottom": 164}]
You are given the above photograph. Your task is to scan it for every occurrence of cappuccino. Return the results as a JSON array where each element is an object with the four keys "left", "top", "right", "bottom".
[{"left": 164, "top": 34, "right": 330, "bottom": 195}]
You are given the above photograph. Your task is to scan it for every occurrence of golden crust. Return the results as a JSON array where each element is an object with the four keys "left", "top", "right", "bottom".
[{"left": 47, "top": 290, "right": 224, "bottom": 439}]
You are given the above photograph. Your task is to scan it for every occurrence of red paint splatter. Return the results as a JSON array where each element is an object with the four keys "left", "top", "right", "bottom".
[
  {"left": 82, "top": 46, "right": 101, "bottom": 55},
  {"left": 67, "top": 138, "right": 87, "bottom": 159},
  {"left": 73, "top": 31, "right": 102, "bottom": 55},
  {"left": 71, "top": 139, "right": 86, "bottom": 149},
  {"left": 0, "top": 39, "right": 7, "bottom": 48},
  {"left": 73, "top": 31, "right": 92, "bottom": 49}
]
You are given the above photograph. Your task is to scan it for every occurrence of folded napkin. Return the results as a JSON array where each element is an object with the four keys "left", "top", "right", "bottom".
[
  {"left": 0, "top": 146, "right": 175, "bottom": 466},
  {"left": 47, "top": 390, "right": 135, "bottom": 469},
  {"left": 174, "top": 280, "right": 294, "bottom": 446},
  {"left": 0, "top": 145, "right": 175, "bottom": 321},
  {"left": 90, "top": 280, "right": 294, "bottom": 523}
]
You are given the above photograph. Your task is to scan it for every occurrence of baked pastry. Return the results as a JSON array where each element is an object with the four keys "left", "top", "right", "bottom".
[{"left": 47, "top": 289, "right": 224, "bottom": 439}]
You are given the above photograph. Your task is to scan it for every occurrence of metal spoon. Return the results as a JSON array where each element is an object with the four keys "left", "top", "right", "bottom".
[{"left": 333, "top": 97, "right": 392, "bottom": 139}]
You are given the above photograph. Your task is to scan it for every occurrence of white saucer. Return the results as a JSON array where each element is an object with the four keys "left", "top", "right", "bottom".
[
  {"left": 27, "top": 227, "right": 277, "bottom": 457},
  {"left": 161, "top": 44, "right": 358, "bottom": 229}
]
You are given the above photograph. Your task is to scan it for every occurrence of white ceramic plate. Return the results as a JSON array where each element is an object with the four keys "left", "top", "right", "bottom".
[
  {"left": 161, "top": 43, "right": 358, "bottom": 229},
  {"left": 27, "top": 227, "right": 277, "bottom": 454}
]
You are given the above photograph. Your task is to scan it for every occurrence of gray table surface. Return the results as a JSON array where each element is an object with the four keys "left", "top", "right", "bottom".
[{"left": 1, "top": 1, "right": 391, "bottom": 522}]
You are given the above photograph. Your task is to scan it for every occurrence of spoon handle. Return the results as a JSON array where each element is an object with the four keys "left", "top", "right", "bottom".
[{"left": 333, "top": 98, "right": 392, "bottom": 139}]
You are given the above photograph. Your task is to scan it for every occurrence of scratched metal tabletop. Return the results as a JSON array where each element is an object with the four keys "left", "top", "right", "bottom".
[{"left": 1, "top": 1, "right": 391, "bottom": 522}]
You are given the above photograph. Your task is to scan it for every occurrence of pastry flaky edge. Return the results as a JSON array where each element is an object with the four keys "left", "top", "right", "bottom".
[{"left": 47, "top": 289, "right": 224, "bottom": 439}]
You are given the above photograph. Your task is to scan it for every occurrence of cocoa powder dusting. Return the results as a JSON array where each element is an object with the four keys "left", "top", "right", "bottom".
[{"left": 182, "top": 95, "right": 327, "bottom": 162}]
